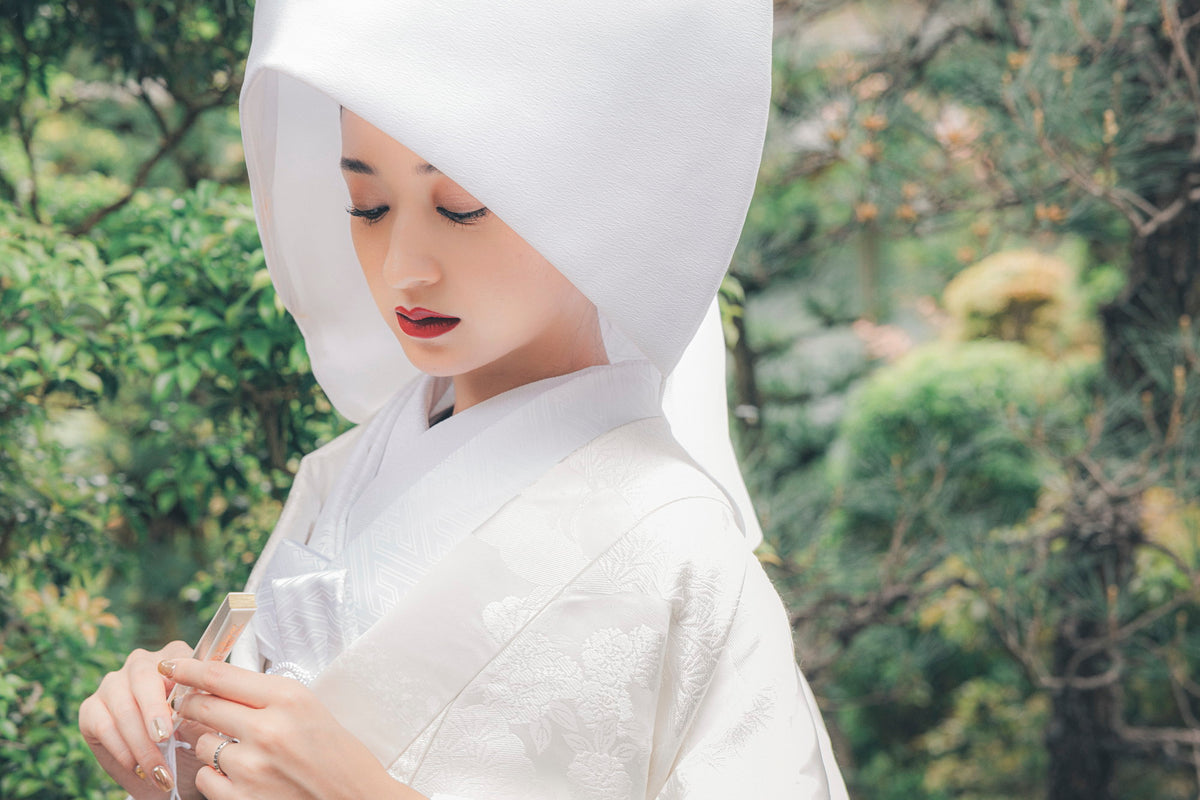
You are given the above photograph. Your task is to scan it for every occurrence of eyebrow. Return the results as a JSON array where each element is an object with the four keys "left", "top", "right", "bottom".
[{"left": 339, "top": 157, "right": 442, "bottom": 176}]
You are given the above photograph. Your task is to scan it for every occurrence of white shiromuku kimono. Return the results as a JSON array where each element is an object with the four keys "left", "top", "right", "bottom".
[
  {"left": 228, "top": 0, "right": 851, "bottom": 796},
  {"left": 230, "top": 362, "right": 846, "bottom": 798}
]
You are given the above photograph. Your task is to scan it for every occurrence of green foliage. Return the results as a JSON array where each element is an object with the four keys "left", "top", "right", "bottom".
[
  {"left": 830, "top": 341, "right": 1070, "bottom": 549},
  {"left": 0, "top": 208, "right": 127, "bottom": 798},
  {"left": 92, "top": 181, "right": 348, "bottom": 629},
  {"left": 0, "top": 584, "right": 125, "bottom": 800},
  {"left": 943, "top": 249, "right": 1098, "bottom": 358},
  {"left": 0, "top": 204, "right": 119, "bottom": 399},
  {"left": 1, "top": 0, "right": 251, "bottom": 230},
  {"left": 918, "top": 678, "right": 1049, "bottom": 799},
  {"left": 0, "top": 178, "right": 345, "bottom": 793},
  {"left": 75, "top": 1, "right": 252, "bottom": 100},
  {"left": 749, "top": 7, "right": 1200, "bottom": 792},
  {"left": 0, "top": 3, "right": 75, "bottom": 117},
  {"left": 6, "top": 0, "right": 1200, "bottom": 796}
]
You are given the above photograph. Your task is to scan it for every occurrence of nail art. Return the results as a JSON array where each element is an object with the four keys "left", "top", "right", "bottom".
[
  {"left": 150, "top": 716, "right": 169, "bottom": 742},
  {"left": 152, "top": 765, "right": 175, "bottom": 792},
  {"left": 157, "top": 660, "right": 176, "bottom": 678},
  {"left": 134, "top": 764, "right": 146, "bottom": 781}
]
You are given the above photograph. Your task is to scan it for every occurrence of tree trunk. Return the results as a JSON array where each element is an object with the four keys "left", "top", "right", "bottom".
[
  {"left": 1043, "top": 478, "right": 1140, "bottom": 800},
  {"left": 1100, "top": 172, "right": 1200, "bottom": 391},
  {"left": 1046, "top": 619, "right": 1116, "bottom": 800}
]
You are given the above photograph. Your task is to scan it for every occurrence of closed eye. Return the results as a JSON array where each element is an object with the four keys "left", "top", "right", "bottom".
[
  {"left": 346, "top": 204, "right": 388, "bottom": 225},
  {"left": 438, "top": 207, "right": 489, "bottom": 226}
]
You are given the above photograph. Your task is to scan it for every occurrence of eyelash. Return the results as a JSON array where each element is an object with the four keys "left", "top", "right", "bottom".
[{"left": 344, "top": 204, "right": 489, "bottom": 227}]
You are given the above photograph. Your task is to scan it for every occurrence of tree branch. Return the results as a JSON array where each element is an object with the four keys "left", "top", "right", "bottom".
[{"left": 67, "top": 92, "right": 230, "bottom": 236}]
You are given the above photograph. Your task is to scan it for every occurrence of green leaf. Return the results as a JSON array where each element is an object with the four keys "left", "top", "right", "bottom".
[
  {"left": 108, "top": 273, "right": 143, "bottom": 299},
  {"left": 176, "top": 362, "right": 201, "bottom": 395},
  {"left": 243, "top": 330, "right": 271, "bottom": 368},
  {"left": 152, "top": 370, "right": 175, "bottom": 401},
  {"left": 211, "top": 337, "right": 234, "bottom": 362},
  {"left": 155, "top": 489, "right": 178, "bottom": 515},
  {"left": 69, "top": 369, "right": 103, "bottom": 394},
  {"left": 190, "top": 309, "right": 223, "bottom": 334},
  {"left": 15, "top": 778, "right": 41, "bottom": 797},
  {"left": 18, "top": 368, "right": 43, "bottom": 391},
  {"left": 134, "top": 343, "right": 159, "bottom": 371},
  {"left": 149, "top": 321, "right": 187, "bottom": 338},
  {"left": 250, "top": 268, "right": 273, "bottom": 292},
  {"left": 147, "top": 282, "right": 169, "bottom": 306},
  {"left": 0, "top": 327, "right": 30, "bottom": 352},
  {"left": 9, "top": 346, "right": 39, "bottom": 364}
]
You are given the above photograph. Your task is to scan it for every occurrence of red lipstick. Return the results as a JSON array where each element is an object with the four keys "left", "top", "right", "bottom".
[{"left": 395, "top": 306, "right": 460, "bottom": 339}]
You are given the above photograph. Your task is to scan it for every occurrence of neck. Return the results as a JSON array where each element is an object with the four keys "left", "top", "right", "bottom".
[{"left": 452, "top": 319, "right": 609, "bottom": 413}]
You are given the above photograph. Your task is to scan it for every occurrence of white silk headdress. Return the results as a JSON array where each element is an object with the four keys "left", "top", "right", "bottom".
[{"left": 238, "top": 0, "right": 772, "bottom": 547}]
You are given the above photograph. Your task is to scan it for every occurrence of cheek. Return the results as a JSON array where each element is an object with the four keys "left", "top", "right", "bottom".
[
  {"left": 349, "top": 228, "right": 389, "bottom": 300},
  {"left": 498, "top": 259, "right": 569, "bottom": 326},
  {"left": 500, "top": 243, "right": 568, "bottom": 301},
  {"left": 349, "top": 228, "right": 372, "bottom": 277},
  {"left": 521, "top": 258, "right": 585, "bottom": 314},
  {"left": 449, "top": 232, "right": 535, "bottom": 303}
]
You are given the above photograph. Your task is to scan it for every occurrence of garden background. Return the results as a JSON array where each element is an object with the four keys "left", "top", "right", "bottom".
[{"left": 4, "top": 1, "right": 1200, "bottom": 798}]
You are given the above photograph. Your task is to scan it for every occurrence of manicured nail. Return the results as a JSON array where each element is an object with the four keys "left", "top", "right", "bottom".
[
  {"left": 134, "top": 764, "right": 146, "bottom": 781},
  {"left": 157, "top": 660, "right": 176, "bottom": 678},
  {"left": 152, "top": 765, "right": 175, "bottom": 792},
  {"left": 150, "top": 717, "right": 169, "bottom": 742}
]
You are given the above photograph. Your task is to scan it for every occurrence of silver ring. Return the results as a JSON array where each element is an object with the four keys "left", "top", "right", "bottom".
[{"left": 212, "top": 736, "right": 238, "bottom": 776}]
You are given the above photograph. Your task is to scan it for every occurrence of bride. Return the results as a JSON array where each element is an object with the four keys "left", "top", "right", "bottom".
[{"left": 79, "top": 1, "right": 848, "bottom": 798}]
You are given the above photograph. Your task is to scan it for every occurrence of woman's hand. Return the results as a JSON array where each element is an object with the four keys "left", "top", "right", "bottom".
[
  {"left": 166, "top": 658, "right": 429, "bottom": 800},
  {"left": 78, "top": 640, "right": 207, "bottom": 798}
]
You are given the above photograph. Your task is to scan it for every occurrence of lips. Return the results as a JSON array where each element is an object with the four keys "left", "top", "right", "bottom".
[{"left": 395, "top": 306, "right": 460, "bottom": 339}]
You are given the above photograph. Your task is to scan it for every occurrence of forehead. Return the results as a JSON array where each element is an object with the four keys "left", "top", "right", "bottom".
[{"left": 339, "top": 109, "right": 423, "bottom": 163}]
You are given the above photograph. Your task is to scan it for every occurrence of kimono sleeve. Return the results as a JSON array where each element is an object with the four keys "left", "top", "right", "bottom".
[{"left": 654, "top": 545, "right": 849, "bottom": 800}]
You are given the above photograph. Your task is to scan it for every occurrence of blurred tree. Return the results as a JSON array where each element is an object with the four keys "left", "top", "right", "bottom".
[
  {"left": 735, "top": 1, "right": 1200, "bottom": 798},
  {"left": 0, "top": 0, "right": 252, "bottom": 233},
  {"left": 0, "top": 1, "right": 77, "bottom": 219}
]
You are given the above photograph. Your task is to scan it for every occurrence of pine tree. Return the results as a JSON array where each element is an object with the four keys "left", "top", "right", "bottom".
[{"left": 749, "top": 3, "right": 1200, "bottom": 797}]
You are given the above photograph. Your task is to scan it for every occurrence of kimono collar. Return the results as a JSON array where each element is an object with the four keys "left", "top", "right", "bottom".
[{"left": 253, "top": 360, "right": 666, "bottom": 684}]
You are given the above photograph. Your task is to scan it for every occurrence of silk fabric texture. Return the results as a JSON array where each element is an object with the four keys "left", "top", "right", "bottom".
[
  {"left": 253, "top": 361, "right": 665, "bottom": 683},
  {"left": 231, "top": 402, "right": 849, "bottom": 799}
]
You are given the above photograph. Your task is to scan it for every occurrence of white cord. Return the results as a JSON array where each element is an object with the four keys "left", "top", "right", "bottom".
[{"left": 157, "top": 718, "right": 191, "bottom": 800}]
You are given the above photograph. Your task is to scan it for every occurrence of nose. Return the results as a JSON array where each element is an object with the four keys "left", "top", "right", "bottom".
[{"left": 381, "top": 212, "right": 441, "bottom": 290}]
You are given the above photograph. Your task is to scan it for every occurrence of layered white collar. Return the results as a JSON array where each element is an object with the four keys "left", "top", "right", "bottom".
[{"left": 254, "top": 360, "right": 665, "bottom": 682}]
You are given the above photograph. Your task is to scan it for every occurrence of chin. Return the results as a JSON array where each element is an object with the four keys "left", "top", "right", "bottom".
[{"left": 397, "top": 344, "right": 478, "bottom": 379}]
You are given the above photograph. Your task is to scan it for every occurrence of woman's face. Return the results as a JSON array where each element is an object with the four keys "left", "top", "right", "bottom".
[{"left": 338, "top": 109, "right": 604, "bottom": 406}]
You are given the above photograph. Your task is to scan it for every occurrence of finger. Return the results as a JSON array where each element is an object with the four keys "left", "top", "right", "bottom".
[
  {"left": 88, "top": 740, "right": 152, "bottom": 797},
  {"left": 176, "top": 691, "right": 256, "bottom": 740},
  {"left": 195, "top": 765, "right": 235, "bottom": 800},
  {"left": 174, "top": 717, "right": 218, "bottom": 751},
  {"left": 99, "top": 666, "right": 175, "bottom": 792},
  {"left": 163, "top": 658, "right": 272, "bottom": 708},
  {"left": 157, "top": 640, "right": 195, "bottom": 692},
  {"left": 195, "top": 732, "right": 219, "bottom": 770},
  {"left": 195, "top": 732, "right": 242, "bottom": 777},
  {"left": 79, "top": 699, "right": 142, "bottom": 784},
  {"left": 132, "top": 649, "right": 179, "bottom": 748}
]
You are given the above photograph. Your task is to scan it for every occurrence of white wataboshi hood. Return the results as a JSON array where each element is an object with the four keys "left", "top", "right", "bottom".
[{"left": 239, "top": 0, "right": 772, "bottom": 546}]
